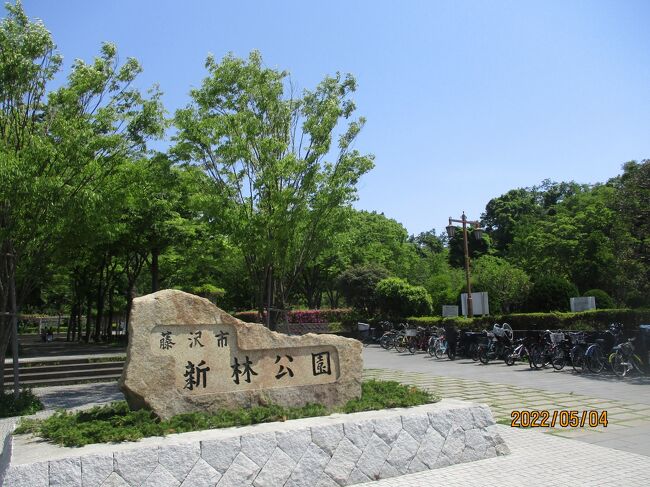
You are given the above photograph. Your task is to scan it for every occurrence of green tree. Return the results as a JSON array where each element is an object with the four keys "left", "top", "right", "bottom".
[
  {"left": 0, "top": 2, "right": 164, "bottom": 376},
  {"left": 173, "top": 51, "right": 374, "bottom": 326},
  {"left": 375, "top": 277, "right": 432, "bottom": 319},
  {"left": 473, "top": 255, "right": 530, "bottom": 314},
  {"left": 526, "top": 275, "right": 578, "bottom": 312},
  {"left": 337, "top": 264, "right": 388, "bottom": 314}
]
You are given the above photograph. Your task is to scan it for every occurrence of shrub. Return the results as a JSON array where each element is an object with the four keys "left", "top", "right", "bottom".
[
  {"left": 526, "top": 275, "right": 578, "bottom": 312},
  {"left": 376, "top": 277, "right": 432, "bottom": 319},
  {"left": 233, "top": 311, "right": 262, "bottom": 323},
  {"left": 0, "top": 389, "right": 44, "bottom": 418},
  {"left": 286, "top": 309, "right": 357, "bottom": 324},
  {"left": 408, "top": 308, "right": 650, "bottom": 333},
  {"left": 582, "top": 289, "right": 616, "bottom": 309},
  {"left": 15, "top": 381, "right": 436, "bottom": 447}
]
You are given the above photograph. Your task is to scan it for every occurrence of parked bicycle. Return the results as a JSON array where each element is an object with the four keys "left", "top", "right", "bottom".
[
  {"left": 609, "top": 338, "right": 645, "bottom": 377},
  {"left": 478, "top": 323, "right": 513, "bottom": 364}
]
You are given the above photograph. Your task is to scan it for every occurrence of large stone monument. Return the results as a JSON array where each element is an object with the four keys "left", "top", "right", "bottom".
[{"left": 119, "top": 290, "right": 362, "bottom": 418}]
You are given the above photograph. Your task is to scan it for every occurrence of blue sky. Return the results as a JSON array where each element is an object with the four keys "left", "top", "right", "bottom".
[{"left": 21, "top": 0, "right": 650, "bottom": 235}]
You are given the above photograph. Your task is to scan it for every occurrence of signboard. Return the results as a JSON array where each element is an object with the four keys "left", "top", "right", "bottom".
[
  {"left": 460, "top": 292, "right": 489, "bottom": 316},
  {"left": 570, "top": 296, "right": 596, "bottom": 312}
]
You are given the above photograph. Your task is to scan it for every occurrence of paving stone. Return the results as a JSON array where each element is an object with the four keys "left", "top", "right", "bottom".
[{"left": 159, "top": 442, "right": 201, "bottom": 482}]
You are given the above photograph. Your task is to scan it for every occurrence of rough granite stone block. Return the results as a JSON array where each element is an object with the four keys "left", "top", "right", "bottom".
[
  {"left": 252, "top": 448, "right": 296, "bottom": 487},
  {"left": 311, "top": 423, "right": 344, "bottom": 456},
  {"left": 113, "top": 448, "right": 158, "bottom": 486},
  {"left": 141, "top": 464, "right": 180, "bottom": 487},
  {"left": 471, "top": 405, "right": 495, "bottom": 428},
  {"left": 285, "top": 442, "right": 331, "bottom": 487},
  {"left": 276, "top": 428, "right": 311, "bottom": 462},
  {"left": 49, "top": 456, "right": 82, "bottom": 487},
  {"left": 216, "top": 452, "right": 260, "bottom": 487},
  {"left": 428, "top": 410, "right": 453, "bottom": 437},
  {"left": 315, "top": 473, "right": 340, "bottom": 487},
  {"left": 355, "top": 434, "right": 390, "bottom": 479},
  {"left": 100, "top": 472, "right": 129, "bottom": 487},
  {"left": 323, "top": 437, "right": 362, "bottom": 486},
  {"left": 159, "top": 442, "right": 201, "bottom": 482},
  {"left": 449, "top": 406, "right": 476, "bottom": 431},
  {"left": 401, "top": 414, "right": 429, "bottom": 442},
  {"left": 378, "top": 459, "right": 400, "bottom": 480},
  {"left": 385, "top": 429, "right": 420, "bottom": 474},
  {"left": 343, "top": 420, "right": 374, "bottom": 449},
  {"left": 2, "top": 461, "right": 49, "bottom": 487},
  {"left": 413, "top": 426, "right": 445, "bottom": 469},
  {"left": 372, "top": 416, "right": 402, "bottom": 444},
  {"left": 81, "top": 454, "right": 114, "bottom": 487},
  {"left": 180, "top": 458, "right": 221, "bottom": 487},
  {"left": 202, "top": 436, "right": 241, "bottom": 473},
  {"left": 241, "top": 432, "right": 277, "bottom": 468},
  {"left": 348, "top": 468, "right": 371, "bottom": 484},
  {"left": 436, "top": 425, "right": 465, "bottom": 468}
]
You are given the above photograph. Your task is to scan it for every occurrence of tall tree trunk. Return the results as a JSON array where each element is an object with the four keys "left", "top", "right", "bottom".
[
  {"left": 9, "top": 260, "right": 20, "bottom": 397},
  {"left": 84, "top": 294, "right": 92, "bottom": 343},
  {"left": 151, "top": 248, "right": 160, "bottom": 293},
  {"left": 106, "top": 287, "right": 114, "bottom": 342}
]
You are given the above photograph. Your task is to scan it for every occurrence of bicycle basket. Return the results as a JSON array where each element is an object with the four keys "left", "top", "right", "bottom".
[
  {"left": 477, "top": 336, "right": 490, "bottom": 346},
  {"left": 550, "top": 332, "right": 565, "bottom": 345},
  {"left": 357, "top": 322, "right": 370, "bottom": 332},
  {"left": 405, "top": 328, "right": 418, "bottom": 337}
]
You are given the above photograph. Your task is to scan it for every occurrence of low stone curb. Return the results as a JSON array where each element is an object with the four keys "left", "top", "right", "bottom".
[{"left": 2, "top": 399, "right": 509, "bottom": 487}]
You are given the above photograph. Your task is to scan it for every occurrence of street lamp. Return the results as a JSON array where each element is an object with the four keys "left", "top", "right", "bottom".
[{"left": 446, "top": 212, "right": 484, "bottom": 317}]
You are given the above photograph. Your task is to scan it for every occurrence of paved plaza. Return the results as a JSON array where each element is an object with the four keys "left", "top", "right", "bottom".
[{"left": 364, "top": 346, "right": 650, "bottom": 457}]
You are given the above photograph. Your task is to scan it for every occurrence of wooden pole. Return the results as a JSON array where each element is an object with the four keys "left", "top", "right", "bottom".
[{"left": 462, "top": 212, "right": 474, "bottom": 318}]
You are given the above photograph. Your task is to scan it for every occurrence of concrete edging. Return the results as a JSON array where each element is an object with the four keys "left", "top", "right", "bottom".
[{"left": 2, "top": 399, "right": 509, "bottom": 486}]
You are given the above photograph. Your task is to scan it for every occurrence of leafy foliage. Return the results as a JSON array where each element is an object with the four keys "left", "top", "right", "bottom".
[
  {"left": 0, "top": 389, "right": 43, "bottom": 418},
  {"left": 473, "top": 256, "right": 530, "bottom": 314},
  {"left": 526, "top": 275, "right": 578, "bottom": 312},
  {"left": 14, "top": 380, "right": 435, "bottom": 447},
  {"left": 582, "top": 289, "right": 616, "bottom": 309},
  {"left": 376, "top": 277, "right": 432, "bottom": 319}
]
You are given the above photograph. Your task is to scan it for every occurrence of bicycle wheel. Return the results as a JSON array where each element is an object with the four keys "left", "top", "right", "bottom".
[
  {"left": 610, "top": 351, "right": 627, "bottom": 377},
  {"left": 380, "top": 334, "right": 392, "bottom": 350},
  {"left": 551, "top": 348, "right": 566, "bottom": 371},
  {"left": 395, "top": 337, "right": 408, "bottom": 353},
  {"left": 434, "top": 340, "right": 446, "bottom": 359},
  {"left": 478, "top": 346, "right": 490, "bottom": 364},
  {"left": 505, "top": 353, "right": 515, "bottom": 366},
  {"left": 530, "top": 346, "right": 548, "bottom": 369},
  {"left": 587, "top": 345, "right": 605, "bottom": 374},
  {"left": 470, "top": 343, "right": 479, "bottom": 361},
  {"left": 427, "top": 337, "right": 436, "bottom": 357},
  {"left": 570, "top": 346, "right": 584, "bottom": 373},
  {"left": 408, "top": 338, "right": 417, "bottom": 354}
]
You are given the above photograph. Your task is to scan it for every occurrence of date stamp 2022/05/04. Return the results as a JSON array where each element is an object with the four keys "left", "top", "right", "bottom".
[{"left": 510, "top": 410, "right": 608, "bottom": 428}]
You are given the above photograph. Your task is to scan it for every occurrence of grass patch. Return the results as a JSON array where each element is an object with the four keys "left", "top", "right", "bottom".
[
  {"left": 15, "top": 380, "right": 437, "bottom": 447},
  {"left": 0, "top": 389, "right": 44, "bottom": 418}
]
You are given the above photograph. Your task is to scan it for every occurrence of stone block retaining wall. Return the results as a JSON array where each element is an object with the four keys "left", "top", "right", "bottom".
[{"left": 2, "top": 400, "right": 508, "bottom": 487}]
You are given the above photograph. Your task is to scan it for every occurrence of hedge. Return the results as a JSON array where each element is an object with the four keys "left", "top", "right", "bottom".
[
  {"left": 407, "top": 309, "right": 650, "bottom": 333},
  {"left": 233, "top": 309, "right": 359, "bottom": 326}
]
